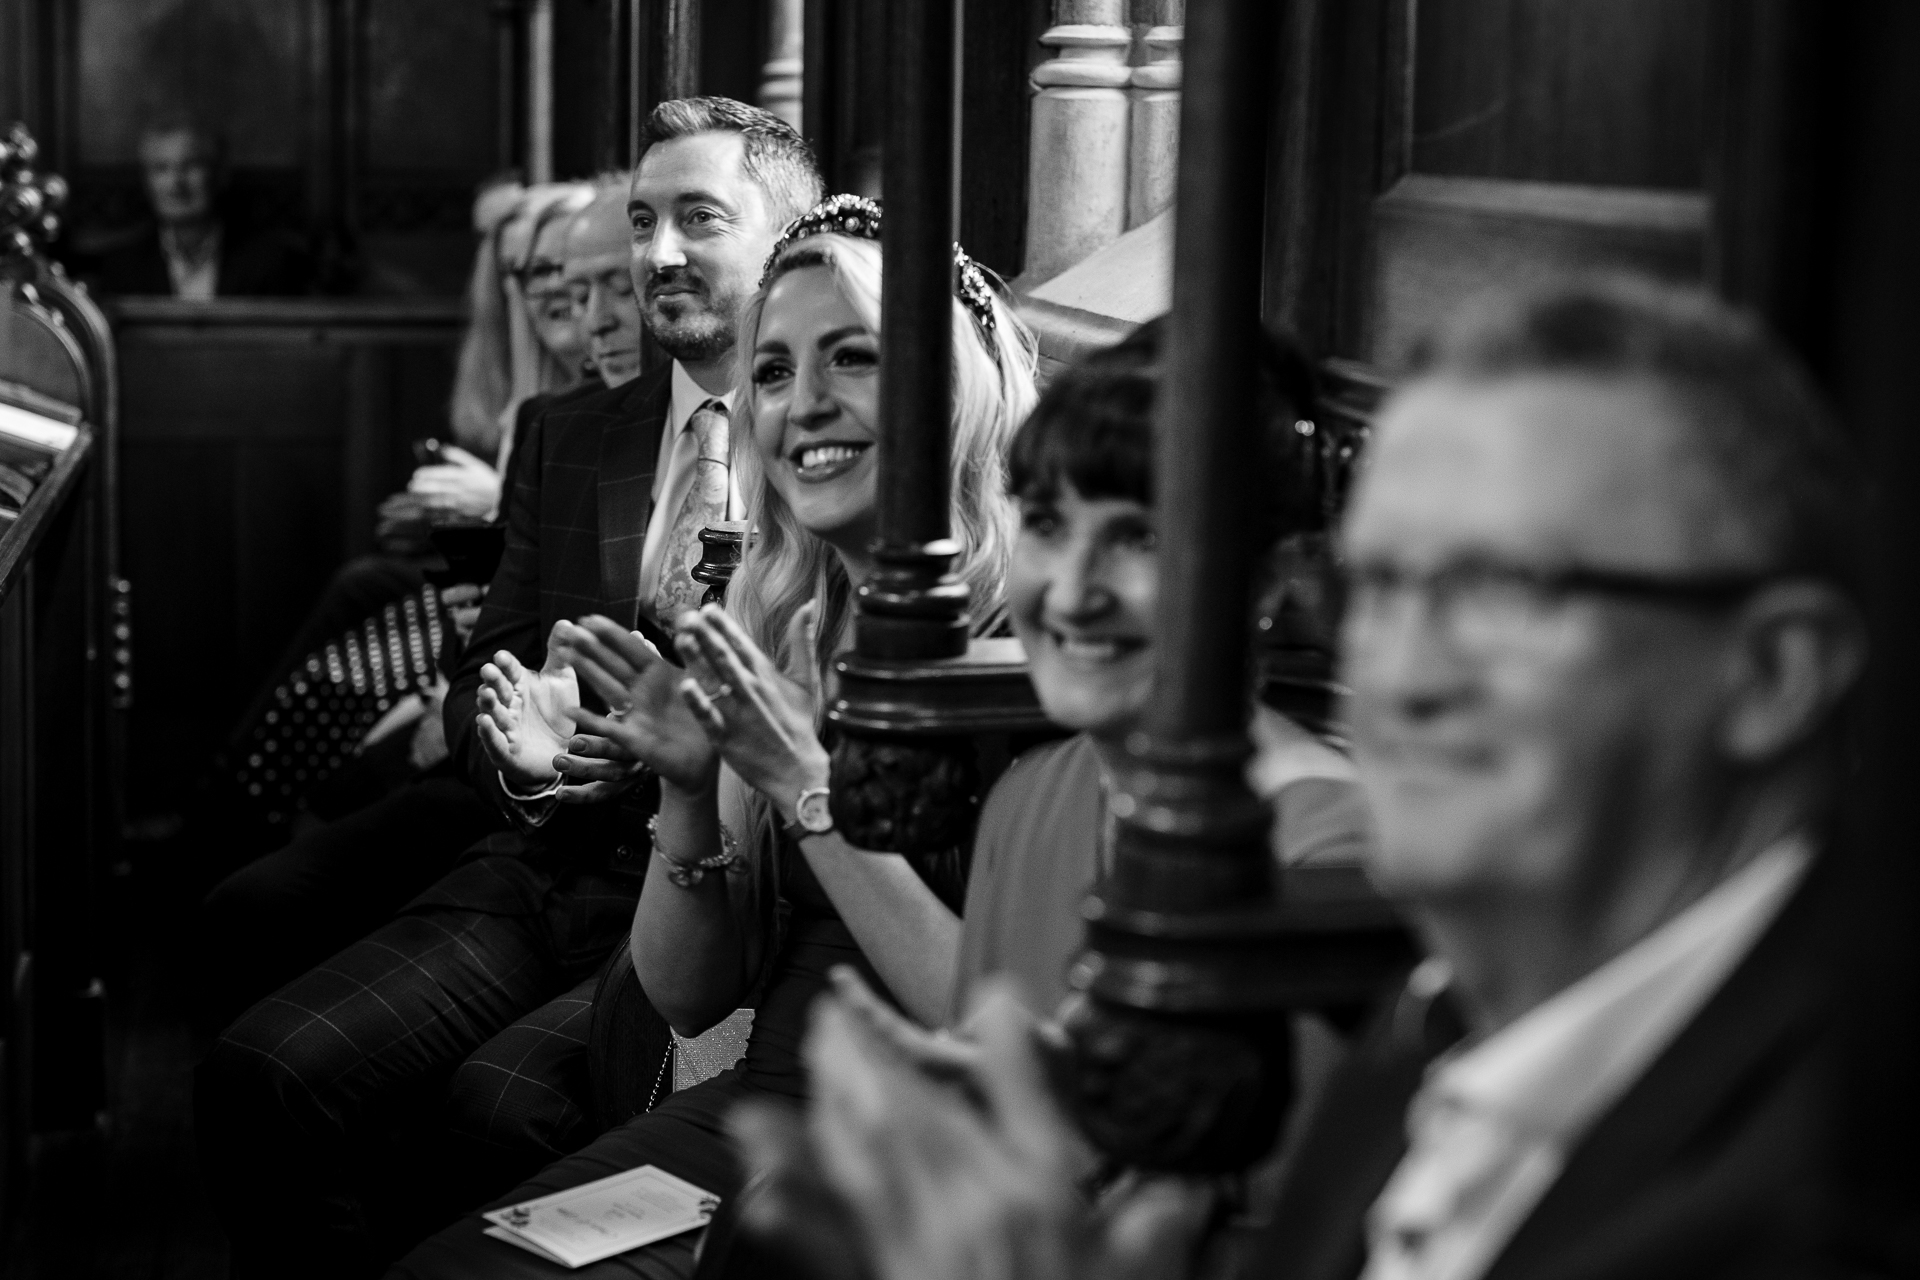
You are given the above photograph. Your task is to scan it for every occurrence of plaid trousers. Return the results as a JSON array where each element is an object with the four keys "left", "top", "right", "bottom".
[
  {"left": 195, "top": 845, "right": 641, "bottom": 1280},
  {"left": 434, "top": 972, "right": 601, "bottom": 1209}
]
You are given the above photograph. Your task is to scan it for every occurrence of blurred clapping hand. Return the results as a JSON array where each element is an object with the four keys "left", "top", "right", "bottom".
[
  {"left": 728, "top": 971, "right": 1220, "bottom": 1280},
  {"left": 377, "top": 445, "right": 503, "bottom": 552}
]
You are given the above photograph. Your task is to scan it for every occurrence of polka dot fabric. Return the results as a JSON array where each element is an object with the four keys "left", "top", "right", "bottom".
[{"left": 233, "top": 584, "right": 451, "bottom": 827}]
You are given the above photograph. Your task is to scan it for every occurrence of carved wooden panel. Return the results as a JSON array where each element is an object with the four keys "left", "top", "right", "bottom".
[
  {"left": 1410, "top": 0, "right": 1710, "bottom": 189},
  {"left": 109, "top": 300, "right": 460, "bottom": 810},
  {"left": 363, "top": 1, "right": 498, "bottom": 173},
  {"left": 1263, "top": 0, "right": 1726, "bottom": 368},
  {"left": 1363, "top": 0, "right": 1715, "bottom": 364}
]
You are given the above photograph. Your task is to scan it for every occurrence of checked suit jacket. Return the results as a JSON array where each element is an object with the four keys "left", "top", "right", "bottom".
[
  {"left": 1242, "top": 838, "right": 1884, "bottom": 1280},
  {"left": 443, "top": 363, "right": 676, "bottom": 886}
]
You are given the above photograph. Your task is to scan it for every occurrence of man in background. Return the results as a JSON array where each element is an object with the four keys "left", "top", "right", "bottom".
[{"left": 89, "top": 121, "right": 310, "bottom": 297}]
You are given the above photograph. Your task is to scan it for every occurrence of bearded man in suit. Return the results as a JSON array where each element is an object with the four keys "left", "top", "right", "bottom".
[
  {"left": 746, "top": 277, "right": 1890, "bottom": 1280},
  {"left": 195, "top": 97, "right": 823, "bottom": 1280}
]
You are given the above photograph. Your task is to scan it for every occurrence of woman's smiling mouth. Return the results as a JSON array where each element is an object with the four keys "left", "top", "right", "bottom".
[
  {"left": 789, "top": 441, "right": 872, "bottom": 482},
  {"left": 1046, "top": 628, "right": 1148, "bottom": 665}
]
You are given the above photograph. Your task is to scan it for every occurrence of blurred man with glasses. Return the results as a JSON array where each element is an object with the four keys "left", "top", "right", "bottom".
[{"left": 741, "top": 276, "right": 1889, "bottom": 1280}]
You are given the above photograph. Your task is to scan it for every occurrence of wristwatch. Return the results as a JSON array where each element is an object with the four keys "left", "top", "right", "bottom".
[{"left": 791, "top": 785, "right": 834, "bottom": 836}]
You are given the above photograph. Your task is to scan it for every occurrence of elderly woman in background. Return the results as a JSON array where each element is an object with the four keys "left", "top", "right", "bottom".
[{"left": 396, "top": 180, "right": 596, "bottom": 539}]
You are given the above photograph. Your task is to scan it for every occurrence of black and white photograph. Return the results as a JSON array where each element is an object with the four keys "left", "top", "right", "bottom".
[{"left": 0, "top": 1, "right": 1915, "bottom": 1277}]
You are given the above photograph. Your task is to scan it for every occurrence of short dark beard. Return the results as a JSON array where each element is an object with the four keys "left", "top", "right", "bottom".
[
  {"left": 645, "top": 303, "right": 736, "bottom": 364},
  {"left": 642, "top": 265, "right": 744, "bottom": 365}
]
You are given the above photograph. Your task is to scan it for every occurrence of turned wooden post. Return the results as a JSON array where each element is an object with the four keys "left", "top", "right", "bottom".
[
  {"left": 859, "top": 0, "right": 968, "bottom": 661},
  {"left": 759, "top": 0, "right": 805, "bottom": 130},
  {"left": 694, "top": 521, "right": 749, "bottom": 605},
  {"left": 825, "top": 0, "right": 1048, "bottom": 858},
  {"left": 526, "top": 0, "right": 555, "bottom": 181},
  {"left": 1058, "top": 0, "right": 1409, "bottom": 1174},
  {"left": 659, "top": 0, "right": 701, "bottom": 102},
  {"left": 801, "top": 0, "right": 845, "bottom": 188}
]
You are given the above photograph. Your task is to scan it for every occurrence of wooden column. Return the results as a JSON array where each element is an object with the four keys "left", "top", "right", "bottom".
[
  {"left": 801, "top": 0, "right": 845, "bottom": 185},
  {"left": 759, "top": 0, "right": 805, "bottom": 130},
  {"left": 599, "top": 0, "right": 642, "bottom": 171},
  {"left": 1127, "top": 0, "right": 1183, "bottom": 229},
  {"left": 1059, "top": 0, "right": 1407, "bottom": 1174},
  {"left": 860, "top": 0, "right": 966, "bottom": 659},
  {"left": 1021, "top": 0, "right": 1131, "bottom": 284},
  {"left": 493, "top": 0, "right": 524, "bottom": 171},
  {"left": 826, "top": 0, "right": 1047, "bottom": 858},
  {"left": 527, "top": 0, "right": 556, "bottom": 181},
  {"left": 958, "top": 0, "right": 1049, "bottom": 279},
  {"left": 659, "top": 0, "right": 702, "bottom": 102}
]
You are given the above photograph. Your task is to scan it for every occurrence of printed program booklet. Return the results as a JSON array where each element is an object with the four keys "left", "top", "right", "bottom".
[{"left": 482, "top": 1164, "right": 719, "bottom": 1269}]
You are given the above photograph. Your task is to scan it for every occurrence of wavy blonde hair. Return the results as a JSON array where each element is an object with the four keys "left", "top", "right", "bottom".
[
  {"left": 449, "top": 183, "right": 598, "bottom": 456},
  {"left": 715, "top": 232, "right": 1036, "bottom": 955},
  {"left": 724, "top": 232, "right": 1037, "bottom": 687},
  {"left": 509, "top": 182, "right": 597, "bottom": 402},
  {"left": 447, "top": 180, "right": 532, "bottom": 454}
]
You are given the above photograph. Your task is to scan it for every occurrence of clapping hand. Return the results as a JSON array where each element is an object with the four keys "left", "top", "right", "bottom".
[
  {"left": 477, "top": 623, "right": 650, "bottom": 802},
  {"left": 824, "top": 966, "right": 984, "bottom": 1090},
  {"left": 407, "top": 444, "right": 501, "bottom": 522},
  {"left": 730, "top": 976, "right": 1218, "bottom": 1280},
  {"left": 673, "top": 602, "right": 830, "bottom": 812},
  {"left": 553, "top": 615, "right": 719, "bottom": 794},
  {"left": 474, "top": 622, "right": 589, "bottom": 792}
]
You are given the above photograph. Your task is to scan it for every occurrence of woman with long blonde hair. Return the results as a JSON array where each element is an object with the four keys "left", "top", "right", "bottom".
[
  {"left": 392, "top": 196, "right": 1036, "bottom": 1280},
  {"left": 424, "top": 181, "right": 596, "bottom": 525}
]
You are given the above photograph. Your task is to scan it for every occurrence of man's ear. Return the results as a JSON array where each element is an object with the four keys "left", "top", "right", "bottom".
[{"left": 1722, "top": 581, "right": 1868, "bottom": 762}]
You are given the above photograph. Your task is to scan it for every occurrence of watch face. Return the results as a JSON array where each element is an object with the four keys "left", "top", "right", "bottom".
[{"left": 796, "top": 789, "right": 833, "bottom": 834}]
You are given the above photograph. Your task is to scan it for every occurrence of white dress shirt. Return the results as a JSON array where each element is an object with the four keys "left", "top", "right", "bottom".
[
  {"left": 498, "top": 362, "right": 742, "bottom": 814},
  {"left": 160, "top": 225, "right": 221, "bottom": 300},
  {"left": 1362, "top": 833, "right": 1813, "bottom": 1280},
  {"left": 635, "top": 361, "right": 744, "bottom": 613}
]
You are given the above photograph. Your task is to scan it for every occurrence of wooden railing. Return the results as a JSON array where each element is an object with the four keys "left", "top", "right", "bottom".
[{"left": 0, "top": 392, "right": 110, "bottom": 1219}]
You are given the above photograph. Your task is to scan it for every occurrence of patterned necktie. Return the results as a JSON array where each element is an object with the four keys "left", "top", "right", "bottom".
[{"left": 654, "top": 399, "right": 731, "bottom": 622}]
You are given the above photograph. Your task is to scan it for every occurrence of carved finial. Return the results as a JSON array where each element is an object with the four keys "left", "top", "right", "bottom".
[{"left": 1, "top": 123, "right": 66, "bottom": 263}]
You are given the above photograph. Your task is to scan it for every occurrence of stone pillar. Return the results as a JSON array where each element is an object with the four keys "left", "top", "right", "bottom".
[
  {"left": 759, "top": 0, "right": 804, "bottom": 131},
  {"left": 1021, "top": 0, "right": 1132, "bottom": 285},
  {"left": 1127, "top": 4, "right": 1181, "bottom": 229}
]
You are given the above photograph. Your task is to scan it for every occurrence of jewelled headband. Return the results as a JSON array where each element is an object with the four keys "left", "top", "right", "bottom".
[{"left": 760, "top": 194, "right": 999, "bottom": 342}]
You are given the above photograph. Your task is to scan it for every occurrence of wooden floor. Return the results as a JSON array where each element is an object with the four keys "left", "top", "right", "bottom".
[{"left": 3, "top": 849, "right": 228, "bottom": 1280}]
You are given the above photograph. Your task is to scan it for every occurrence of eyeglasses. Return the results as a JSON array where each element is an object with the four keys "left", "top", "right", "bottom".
[
  {"left": 510, "top": 257, "right": 566, "bottom": 288},
  {"left": 1341, "top": 558, "right": 1771, "bottom": 657}
]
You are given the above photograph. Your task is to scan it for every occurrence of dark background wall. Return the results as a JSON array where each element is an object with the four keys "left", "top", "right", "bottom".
[
  {"left": 0, "top": 0, "right": 787, "bottom": 817},
  {"left": 2, "top": 0, "right": 780, "bottom": 297},
  {"left": 0, "top": 0, "right": 1047, "bottom": 818}
]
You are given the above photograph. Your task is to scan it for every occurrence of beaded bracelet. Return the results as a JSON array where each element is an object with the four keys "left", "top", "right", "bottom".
[{"left": 648, "top": 814, "right": 747, "bottom": 888}]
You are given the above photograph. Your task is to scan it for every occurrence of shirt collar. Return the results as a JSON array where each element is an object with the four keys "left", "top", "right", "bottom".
[
  {"left": 668, "top": 360, "right": 737, "bottom": 436},
  {"left": 159, "top": 222, "right": 221, "bottom": 268},
  {"left": 1427, "top": 832, "right": 1813, "bottom": 1141}
]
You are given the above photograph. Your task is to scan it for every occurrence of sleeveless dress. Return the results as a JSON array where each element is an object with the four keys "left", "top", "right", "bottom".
[{"left": 389, "top": 833, "right": 890, "bottom": 1280}]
